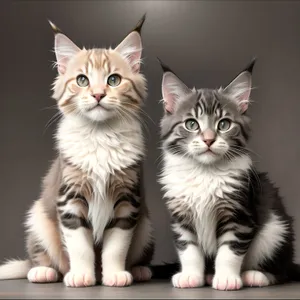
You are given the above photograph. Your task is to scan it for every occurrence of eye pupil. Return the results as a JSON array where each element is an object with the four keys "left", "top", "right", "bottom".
[
  {"left": 76, "top": 74, "right": 89, "bottom": 87},
  {"left": 218, "top": 119, "right": 231, "bottom": 131},
  {"left": 185, "top": 119, "right": 200, "bottom": 132},
  {"left": 107, "top": 74, "right": 121, "bottom": 87}
]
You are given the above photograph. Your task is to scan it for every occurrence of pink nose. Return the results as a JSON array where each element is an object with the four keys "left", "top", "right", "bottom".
[
  {"left": 203, "top": 138, "right": 215, "bottom": 147},
  {"left": 92, "top": 93, "right": 105, "bottom": 102}
]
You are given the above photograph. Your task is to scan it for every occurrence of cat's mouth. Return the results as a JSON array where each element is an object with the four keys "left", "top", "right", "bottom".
[{"left": 87, "top": 103, "right": 109, "bottom": 112}]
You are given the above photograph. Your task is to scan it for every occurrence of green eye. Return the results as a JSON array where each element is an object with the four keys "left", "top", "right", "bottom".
[
  {"left": 185, "top": 119, "right": 200, "bottom": 132},
  {"left": 107, "top": 74, "right": 121, "bottom": 87},
  {"left": 76, "top": 74, "right": 89, "bottom": 87},
  {"left": 218, "top": 118, "right": 232, "bottom": 131}
]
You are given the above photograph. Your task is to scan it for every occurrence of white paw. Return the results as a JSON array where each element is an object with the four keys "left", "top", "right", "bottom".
[
  {"left": 172, "top": 272, "right": 205, "bottom": 288},
  {"left": 102, "top": 271, "right": 133, "bottom": 287},
  {"left": 242, "top": 270, "right": 271, "bottom": 287},
  {"left": 212, "top": 272, "right": 243, "bottom": 290},
  {"left": 27, "top": 267, "right": 59, "bottom": 283},
  {"left": 63, "top": 271, "right": 96, "bottom": 287},
  {"left": 131, "top": 266, "right": 152, "bottom": 282}
]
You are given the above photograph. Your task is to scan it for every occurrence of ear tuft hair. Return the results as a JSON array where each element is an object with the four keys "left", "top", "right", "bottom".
[{"left": 48, "top": 20, "right": 62, "bottom": 35}]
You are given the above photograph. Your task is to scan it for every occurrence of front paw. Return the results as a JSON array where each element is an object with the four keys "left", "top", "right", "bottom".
[
  {"left": 63, "top": 271, "right": 96, "bottom": 287},
  {"left": 102, "top": 271, "right": 133, "bottom": 287},
  {"left": 172, "top": 272, "right": 205, "bottom": 288},
  {"left": 212, "top": 272, "right": 243, "bottom": 291}
]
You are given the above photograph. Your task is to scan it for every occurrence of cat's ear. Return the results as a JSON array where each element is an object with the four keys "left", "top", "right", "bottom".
[
  {"left": 158, "top": 58, "right": 192, "bottom": 114},
  {"left": 49, "top": 20, "right": 80, "bottom": 75},
  {"left": 223, "top": 58, "right": 256, "bottom": 113},
  {"left": 115, "top": 14, "right": 146, "bottom": 73}
]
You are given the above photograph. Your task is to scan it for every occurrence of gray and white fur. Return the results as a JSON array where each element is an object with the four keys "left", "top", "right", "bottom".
[{"left": 151, "top": 59, "right": 300, "bottom": 290}]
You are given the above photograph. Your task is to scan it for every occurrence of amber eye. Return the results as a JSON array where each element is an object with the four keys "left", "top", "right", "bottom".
[
  {"left": 184, "top": 119, "right": 200, "bottom": 132},
  {"left": 76, "top": 74, "right": 89, "bottom": 87},
  {"left": 218, "top": 118, "right": 232, "bottom": 132},
  {"left": 107, "top": 74, "right": 121, "bottom": 87}
]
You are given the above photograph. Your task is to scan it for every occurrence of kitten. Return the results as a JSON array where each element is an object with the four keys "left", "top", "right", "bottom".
[
  {"left": 152, "top": 58, "right": 300, "bottom": 290},
  {"left": 0, "top": 16, "right": 154, "bottom": 288}
]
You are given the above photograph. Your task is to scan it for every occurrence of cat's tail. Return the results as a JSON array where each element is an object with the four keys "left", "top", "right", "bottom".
[
  {"left": 289, "top": 263, "right": 300, "bottom": 281},
  {"left": 0, "top": 259, "right": 31, "bottom": 280},
  {"left": 150, "top": 262, "right": 179, "bottom": 279}
]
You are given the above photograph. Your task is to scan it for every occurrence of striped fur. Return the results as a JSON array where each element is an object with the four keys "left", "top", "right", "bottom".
[
  {"left": 0, "top": 17, "right": 154, "bottom": 288},
  {"left": 156, "top": 60, "right": 300, "bottom": 290}
]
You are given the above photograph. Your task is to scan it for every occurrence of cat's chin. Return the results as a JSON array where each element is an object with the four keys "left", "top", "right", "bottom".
[
  {"left": 193, "top": 151, "right": 222, "bottom": 165},
  {"left": 83, "top": 107, "right": 114, "bottom": 123}
]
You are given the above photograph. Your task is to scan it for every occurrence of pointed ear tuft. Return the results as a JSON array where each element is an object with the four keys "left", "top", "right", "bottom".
[
  {"left": 223, "top": 59, "right": 256, "bottom": 113},
  {"left": 48, "top": 20, "right": 62, "bottom": 35},
  {"left": 159, "top": 59, "right": 192, "bottom": 114},
  {"left": 157, "top": 57, "right": 176, "bottom": 74},
  {"left": 115, "top": 15, "right": 146, "bottom": 73},
  {"left": 132, "top": 13, "right": 146, "bottom": 34}
]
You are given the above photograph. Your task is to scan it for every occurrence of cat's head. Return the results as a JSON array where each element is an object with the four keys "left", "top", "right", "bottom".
[
  {"left": 50, "top": 16, "right": 147, "bottom": 123},
  {"left": 159, "top": 59, "right": 255, "bottom": 165}
]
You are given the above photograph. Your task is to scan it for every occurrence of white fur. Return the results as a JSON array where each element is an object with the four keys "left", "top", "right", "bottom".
[
  {"left": 102, "top": 227, "right": 134, "bottom": 286},
  {"left": 161, "top": 152, "right": 252, "bottom": 256},
  {"left": 243, "top": 212, "right": 289, "bottom": 270},
  {"left": 57, "top": 116, "right": 144, "bottom": 244},
  {"left": 0, "top": 260, "right": 30, "bottom": 280},
  {"left": 213, "top": 244, "right": 244, "bottom": 290}
]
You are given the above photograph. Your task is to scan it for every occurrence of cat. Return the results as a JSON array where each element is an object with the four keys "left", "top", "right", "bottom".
[
  {"left": 0, "top": 15, "right": 154, "bottom": 288},
  {"left": 150, "top": 58, "right": 300, "bottom": 290}
]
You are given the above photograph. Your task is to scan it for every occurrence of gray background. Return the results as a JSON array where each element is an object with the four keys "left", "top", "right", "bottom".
[{"left": 1, "top": 0, "right": 299, "bottom": 265}]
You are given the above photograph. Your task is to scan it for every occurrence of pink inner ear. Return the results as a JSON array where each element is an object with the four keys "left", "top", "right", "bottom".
[
  {"left": 57, "top": 57, "right": 69, "bottom": 75},
  {"left": 129, "top": 52, "right": 141, "bottom": 73},
  {"left": 163, "top": 87, "right": 175, "bottom": 113},
  {"left": 239, "top": 90, "right": 251, "bottom": 113}
]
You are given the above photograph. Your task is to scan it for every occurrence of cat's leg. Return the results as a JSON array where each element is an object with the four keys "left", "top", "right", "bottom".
[
  {"left": 101, "top": 198, "right": 140, "bottom": 287},
  {"left": 27, "top": 243, "right": 60, "bottom": 283},
  {"left": 127, "top": 215, "right": 155, "bottom": 282},
  {"left": 102, "top": 194, "right": 141, "bottom": 286},
  {"left": 26, "top": 200, "right": 65, "bottom": 283},
  {"left": 171, "top": 222, "right": 205, "bottom": 288},
  {"left": 58, "top": 184, "right": 96, "bottom": 288},
  {"left": 212, "top": 212, "right": 254, "bottom": 291}
]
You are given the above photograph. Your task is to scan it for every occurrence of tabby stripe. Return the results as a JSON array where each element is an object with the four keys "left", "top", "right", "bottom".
[
  {"left": 59, "top": 184, "right": 71, "bottom": 196},
  {"left": 124, "top": 93, "right": 139, "bottom": 104},
  {"left": 236, "top": 121, "right": 249, "bottom": 140},
  {"left": 173, "top": 232, "right": 197, "bottom": 251},
  {"left": 106, "top": 212, "right": 139, "bottom": 230},
  {"left": 114, "top": 195, "right": 140, "bottom": 209},
  {"left": 60, "top": 213, "right": 91, "bottom": 230},
  {"left": 123, "top": 77, "right": 143, "bottom": 100},
  {"left": 161, "top": 121, "right": 181, "bottom": 140},
  {"left": 57, "top": 77, "right": 75, "bottom": 100}
]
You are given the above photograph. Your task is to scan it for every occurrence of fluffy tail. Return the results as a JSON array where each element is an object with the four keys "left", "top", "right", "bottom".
[
  {"left": 289, "top": 263, "right": 300, "bottom": 281},
  {"left": 150, "top": 262, "right": 179, "bottom": 279},
  {"left": 0, "top": 259, "right": 31, "bottom": 280}
]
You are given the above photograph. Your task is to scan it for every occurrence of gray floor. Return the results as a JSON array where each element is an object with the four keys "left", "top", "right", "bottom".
[{"left": 0, "top": 280, "right": 299, "bottom": 299}]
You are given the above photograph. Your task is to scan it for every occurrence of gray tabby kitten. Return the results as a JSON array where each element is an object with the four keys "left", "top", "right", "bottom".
[
  {"left": 0, "top": 16, "right": 154, "bottom": 287},
  {"left": 152, "top": 59, "right": 300, "bottom": 290}
]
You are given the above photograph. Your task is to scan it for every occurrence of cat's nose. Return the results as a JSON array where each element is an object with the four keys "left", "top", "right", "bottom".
[
  {"left": 92, "top": 93, "right": 106, "bottom": 102},
  {"left": 203, "top": 138, "right": 215, "bottom": 147}
]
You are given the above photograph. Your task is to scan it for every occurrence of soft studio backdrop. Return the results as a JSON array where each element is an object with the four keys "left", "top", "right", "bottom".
[{"left": 1, "top": 0, "right": 299, "bottom": 265}]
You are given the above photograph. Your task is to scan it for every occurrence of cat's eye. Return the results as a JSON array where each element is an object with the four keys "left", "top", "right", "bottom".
[
  {"left": 107, "top": 74, "right": 122, "bottom": 87},
  {"left": 218, "top": 118, "right": 232, "bottom": 132},
  {"left": 76, "top": 74, "right": 89, "bottom": 87},
  {"left": 184, "top": 119, "right": 200, "bottom": 132}
]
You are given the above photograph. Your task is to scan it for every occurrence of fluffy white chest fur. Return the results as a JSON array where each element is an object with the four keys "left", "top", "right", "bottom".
[
  {"left": 56, "top": 116, "right": 144, "bottom": 243},
  {"left": 160, "top": 153, "right": 252, "bottom": 255}
]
